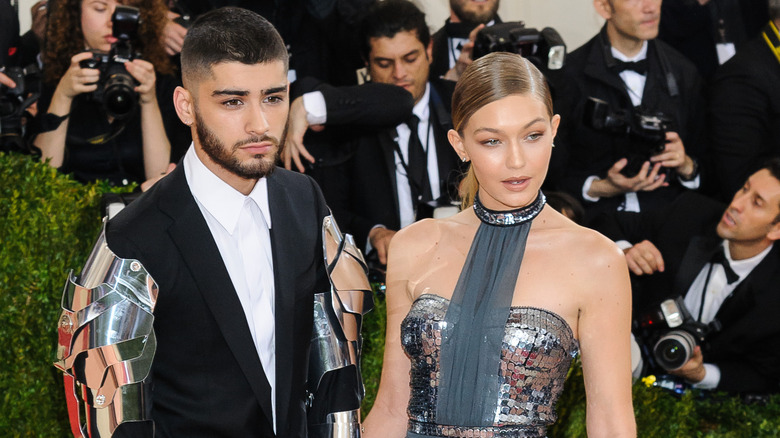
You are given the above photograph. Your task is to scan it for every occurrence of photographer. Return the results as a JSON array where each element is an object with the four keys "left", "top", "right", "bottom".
[
  {"left": 593, "top": 160, "right": 780, "bottom": 394},
  {"left": 33, "top": 0, "right": 189, "bottom": 186},
  {"left": 552, "top": 0, "right": 706, "bottom": 224}
]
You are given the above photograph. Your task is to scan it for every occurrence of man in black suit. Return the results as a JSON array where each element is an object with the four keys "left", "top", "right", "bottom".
[
  {"left": 106, "top": 8, "right": 329, "bottom": 436},
  {"left": 429, "top": 0, "right": 501, "bottom": 81},
  {"left": 595, "top": 159, "right": 780, "bottom": 394},
  {"left": 709, "top": 2, "right": 780, "bottom": 201},
  {"left": 552, "top": 0, "right": 705, "bottom": 223},
  {"left": 316, "top": 0, "right": 462, "bottom": 265}
]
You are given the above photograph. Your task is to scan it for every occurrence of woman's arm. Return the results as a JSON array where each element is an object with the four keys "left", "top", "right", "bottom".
[
  {"left": 577, "top": 233, "right": 637, "bottom": 437},
  {"left": 35, "top": 52, "right": 99, "bottom": 167},
  {"left": 362, "top": 229, "right": 415, "bottom": 437},
  {"left": 126, "top": 59, "right": 171, "bottom": 179}
]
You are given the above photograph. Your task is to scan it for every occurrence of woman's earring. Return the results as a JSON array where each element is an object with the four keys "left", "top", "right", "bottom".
[
  {"left": 461, "top": 156, "right": 468, "bottom": 162},
  {"left": 551, "top": 143, "right": 556, "bottom": 148}
]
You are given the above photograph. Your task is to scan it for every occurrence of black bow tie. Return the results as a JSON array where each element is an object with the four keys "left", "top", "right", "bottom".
[
  {"left": 710, "top": 247, "right": 739, "bottom": 284},
  {"left": 611, "top": 59, "right": 648, "bottom": 75}
]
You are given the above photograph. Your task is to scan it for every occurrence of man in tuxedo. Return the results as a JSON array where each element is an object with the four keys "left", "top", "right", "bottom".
[
  {"left": 552, "top": 0, "right": 705, "bottom": 224},
  {"left": 316, "top": 0, "right": 462, "bottom": 265},
  {"left": 429, "top": 0, "right": 501, "bottom": 81},
  {"left": 709, "top": 1, "right": 780, "bottom": 200},
  {"left": 595, "top": 159, "right": 780, "bottom": 394},
  {"left": 106, "top": 8, "right": 330, "bottom": 436}
]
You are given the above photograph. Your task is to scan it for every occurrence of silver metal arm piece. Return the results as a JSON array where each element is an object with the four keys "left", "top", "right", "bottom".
[
  {"left": 308, "top": 214, "right": 374, "bottom": 437},
  {"left": 54, "top": 221, "right": 158, "bottom": 437}
]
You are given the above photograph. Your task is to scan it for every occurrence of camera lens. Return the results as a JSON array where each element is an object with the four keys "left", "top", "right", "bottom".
[
  {"left": 103, "top": 70, "right": 137, "bottom": 119},
  {"left": 653, "top": 330, "right": 697, "bottom": 371}
]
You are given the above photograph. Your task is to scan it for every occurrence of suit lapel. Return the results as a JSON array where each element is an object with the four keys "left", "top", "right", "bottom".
[
  {"left": 673, "top": 236, "right": 720, "bottom": 298},
  {"left": 378, "top": 128, "right": 402, "bottom": 219},
  {"left": 266, "top": 172, "right": 299, "bottom": 433},
  {"left": 714, "top": 245, "right": 780, "bottom": 325},
  {"left": 158, "top": 166, "right": 275, "bottom": 429}
]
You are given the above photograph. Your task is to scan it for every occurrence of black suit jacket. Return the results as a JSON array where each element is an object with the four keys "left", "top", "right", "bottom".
[
  {"left": 551, "top": 26, "right": 706, "bottom": 222},
  {"left": 316, "top": 79, "right": 462, "bottom": 249},
  {"left": 106, "top": 162, "right": 330, "bottom": 436},
  {"left": 709, "top": 30, "right": 780, "bottom": 200},
  {"left": 594, "top": 192, "right": 780, "bottom": 393}
]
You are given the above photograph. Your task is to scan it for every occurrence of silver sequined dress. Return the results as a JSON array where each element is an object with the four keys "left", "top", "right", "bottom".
[{"left": 401, "top": 294, "right": 579, "bottom": 438}]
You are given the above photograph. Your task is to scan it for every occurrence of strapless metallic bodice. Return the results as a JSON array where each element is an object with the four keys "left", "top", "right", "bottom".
[{"left": 401, "top": 294, "right": 579, "bottom": 437}]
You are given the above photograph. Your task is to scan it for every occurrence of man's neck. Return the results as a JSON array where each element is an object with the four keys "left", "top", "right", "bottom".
[
  {"left": 194, "top": 144, "right": 258, "bottom": 196},
  {"left": 606, "top": 23, "right": 646, "bottom": 58},
  {"left": 727, "top": 239, "right": 773, "bottom": 261}
]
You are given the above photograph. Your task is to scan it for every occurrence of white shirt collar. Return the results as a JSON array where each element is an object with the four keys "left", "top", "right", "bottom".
[
  {"left": 183, "top": 144, "right": 272, "bottom": 234},
  {"left": 412, "top": 82, "right": 431, "bottom": 122},
  {"left": 611, "top": 40, "right": 648, "bottom": 62},
  {"left": 723, "top": 240, "right": 773, "bottom": 280}
]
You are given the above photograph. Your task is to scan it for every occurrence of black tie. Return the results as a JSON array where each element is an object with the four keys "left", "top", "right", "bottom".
[
  {"left": 710, "top": 247, "right": 739, "bottom": 284},
  {"left": 611, "top": 59, "right": 648, "bottom": 75},
  {"left": 405, "top": 115, "right": 432, "bottom": 204}
]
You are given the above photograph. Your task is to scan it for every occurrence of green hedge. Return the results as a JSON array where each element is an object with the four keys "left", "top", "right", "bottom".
[
  {"left": 3, "top": 152, "right": 780, "bottom": 437},
  {"left": 0, "top": 152, "right": 134, "bottom": 437}
]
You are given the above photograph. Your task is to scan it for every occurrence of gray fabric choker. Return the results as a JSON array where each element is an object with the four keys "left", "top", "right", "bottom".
[{"left": 436, "top": 190, "right": 546, "bottom": 425}]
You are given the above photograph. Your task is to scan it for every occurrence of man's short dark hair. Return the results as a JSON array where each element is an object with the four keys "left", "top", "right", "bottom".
[
  {"left": 180, "top": 7, "right": 288, "bottom": 87},
  {"left": 359, "top": 0, "right": 431, "bottom": 61}
]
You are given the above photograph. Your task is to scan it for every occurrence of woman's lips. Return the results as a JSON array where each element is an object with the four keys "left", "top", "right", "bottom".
[{"left": 501, "top": 177, "right": 530, "bottom": 191}]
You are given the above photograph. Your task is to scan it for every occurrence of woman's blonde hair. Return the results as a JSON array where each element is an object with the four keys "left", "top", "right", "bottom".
[{"left": 451, "top": 52, "right": 553, "bottom": 208}]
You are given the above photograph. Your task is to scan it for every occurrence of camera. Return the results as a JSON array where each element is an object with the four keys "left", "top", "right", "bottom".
[
  {"left": 79, "top": 5, "right": 142, "bottom": 120},
  {"left": 583, "top": 96, "right": 673, "bottom": 177},
  {"left": 472, "top": 22, "right": 566, "bottom": 72},
  {"left": 634, "top": 296, "right": 719, "bottom": 372},
  {"left": 0, "top": 64, "right": 41, "bottom": 153}
]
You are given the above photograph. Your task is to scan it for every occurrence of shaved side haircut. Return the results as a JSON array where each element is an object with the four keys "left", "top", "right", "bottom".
[{"left": 180, "top": 7, "right": 289, "bottom": 88}]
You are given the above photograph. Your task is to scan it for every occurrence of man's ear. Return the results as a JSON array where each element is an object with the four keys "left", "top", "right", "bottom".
[
  {"left": 173, "top": 86, "right": 195, "bottom": 127},
  {"left": 767, "top": 221, "right": 780, "bottom": 241},
  {"left": 426, "top": 39, "right": 434, "bottom": 65},
  {"left": 593, "top": 0, "right": 613, "bottom": 20}
]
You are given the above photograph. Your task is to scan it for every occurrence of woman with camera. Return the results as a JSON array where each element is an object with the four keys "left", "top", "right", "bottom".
[
  {"left": 363, "top": 53, "right": 636, "bottom": 437},
  {"left": 34, "top": 0, "right": 188, "bottom": 186}
]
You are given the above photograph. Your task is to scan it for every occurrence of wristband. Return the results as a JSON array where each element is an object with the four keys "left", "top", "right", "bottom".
[{"left": 39, "top": 113, "right": 70, "bottom": 133}]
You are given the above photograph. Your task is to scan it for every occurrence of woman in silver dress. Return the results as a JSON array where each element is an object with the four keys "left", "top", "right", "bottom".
[{"left": 363, "top": 52, "right": 636, "bottom": 437}]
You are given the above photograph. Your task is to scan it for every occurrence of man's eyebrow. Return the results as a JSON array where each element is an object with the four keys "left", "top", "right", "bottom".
[
  {"left": 263, "top": 85, "right": 287, "bottom": 95},
  {"left": 212, "top": 89, "right": 249, "bottom": 97},
  {"left": 373, "top": 49, "right": 420, "bottom": 62}
]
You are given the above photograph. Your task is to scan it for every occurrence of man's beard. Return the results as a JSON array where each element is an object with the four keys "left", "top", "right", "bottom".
[
  {"left": 194, "top": 108, "right": 285, "bottom": 179},
  {"left": 450, "top": 0, "right": 499, "bottom": 24}
]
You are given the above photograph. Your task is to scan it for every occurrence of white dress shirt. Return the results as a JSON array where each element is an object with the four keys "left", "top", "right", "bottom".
[
  {"left": 183, "top": 146, "right": 277, "bottom": 430},
  {"left": 394, "top": 82, "right": 441, "bottom": 228},
  {"left": 683, "top": 241, "right": 773, "bottom": 389}
]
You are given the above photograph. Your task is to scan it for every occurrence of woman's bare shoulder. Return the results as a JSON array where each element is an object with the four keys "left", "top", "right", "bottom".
[{"left": 535, "top": 207, "right": 626, "bottom": 269}]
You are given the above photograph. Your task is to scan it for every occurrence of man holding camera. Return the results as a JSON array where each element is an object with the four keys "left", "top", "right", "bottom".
[
  {"left": 315, "top": 0, "right": 463, "bottom": 266},
  {"left": 429, "top": 0, "right": 501, "bottom": 81},
  {"left": 552, "top": 0, "right": 705, "bottom": 223},
  {"left": 594, "top": 159, "right": 780, "bottom": 394}
]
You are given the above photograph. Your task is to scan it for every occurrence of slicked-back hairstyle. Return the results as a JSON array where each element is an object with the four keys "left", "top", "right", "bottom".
[
  {"left": 180, "top": 7, "right": 288, "bottom": 88},
  {"left": 359, "top": 0, "right": 430, "bottom": 61},
  {"left": 452, "top": 52, "right": 554, "bottom": 208}
]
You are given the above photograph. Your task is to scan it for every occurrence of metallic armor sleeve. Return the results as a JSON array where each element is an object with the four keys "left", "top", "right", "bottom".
[
  {"left": 307, "top": 215, "right": 374, "bottom": 437},
  {"left": 54, "top": 223, "right": 158, "bottom": 437}
]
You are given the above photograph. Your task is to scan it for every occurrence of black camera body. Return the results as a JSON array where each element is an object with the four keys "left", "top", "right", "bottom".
[
  {"left": 472, "top": 22, "right": 566, "bottom": 72},
  {"left": 79, "top": 5, "right": 142, "bottom": 120},
  {"left": 0, "top": 64, "right": 41, "bottom": 152},
  {"left": 583, "top": 96, "right": 673, "bottom": 177},
  {"left": 634, "top": 296, "right": 718, "bottom": 372}
]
